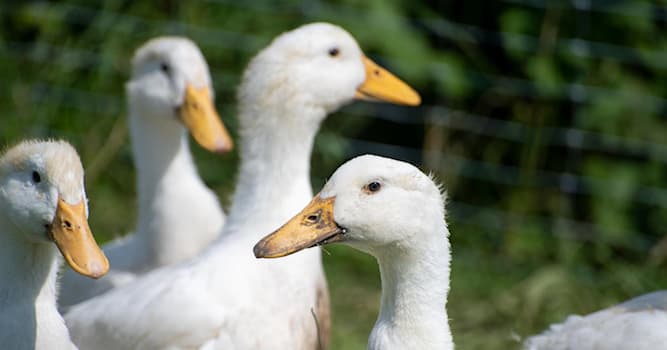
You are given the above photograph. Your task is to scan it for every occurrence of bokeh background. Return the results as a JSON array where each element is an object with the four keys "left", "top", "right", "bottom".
[{"left": 2, "top": 1, "right": 667, "bottom": 349}]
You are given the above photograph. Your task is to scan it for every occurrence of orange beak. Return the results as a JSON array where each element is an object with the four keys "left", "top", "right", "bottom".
[
  {"left": 254, "top": 195, "right": 344, "bottom": 259},
  {"left": 178, "top": 84, "right": 234, "bottom": 154},
  {"left": 49, "top": 198, "right": 109, "bottom": 279},
  {"left": 355, "top": 56, "right": 421, "bottom": 106}
]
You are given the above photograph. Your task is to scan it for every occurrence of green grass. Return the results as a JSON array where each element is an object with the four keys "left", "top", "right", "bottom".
[{"left": 323, "top": 245, "right": 381, "bottom": 349}]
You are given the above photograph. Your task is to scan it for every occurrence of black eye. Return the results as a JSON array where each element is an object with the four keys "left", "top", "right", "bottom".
[
  {"left": 328, "top": 47, "right": 340, "bottom": 57},
  {"left": 160, "top": 62, "right": 170, "bottom": 74},
  {"left": 32, "top": 171, "right": 41, "bottom": 183},
  {"left": 364, "top": 181, "right": 382, "bottom": 193}
]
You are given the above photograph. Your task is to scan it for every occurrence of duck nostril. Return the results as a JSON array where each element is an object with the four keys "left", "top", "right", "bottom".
[
  {"left": 307, "top": 214, "right": 319, "bottom": 223},
  {"left": 373, "top": 69, "right": 380, "bottom": 77},
  {"left": 63, "top": 220, "right": 72, "bottom": 229}
]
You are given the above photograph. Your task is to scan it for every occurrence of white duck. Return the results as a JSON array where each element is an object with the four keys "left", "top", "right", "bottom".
[
  {"left": 254, "top": 154, "right": 453, "bottom": 350},
  {"left": 524, "top": 290, "right": 667, "bottom": 350},
  {"left": 65, "top": 22, "right": 420, "bottom": 350},
  {"left": 58, "top": 37, "right": 232, "bottom": 308},
  {"left": 0, "top": 140, "right": 109, "bottom": 350}
]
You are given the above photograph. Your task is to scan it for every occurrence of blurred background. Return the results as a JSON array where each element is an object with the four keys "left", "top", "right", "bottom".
[{"left": 1, "top": 0, "right": 666, "bottom": 349}]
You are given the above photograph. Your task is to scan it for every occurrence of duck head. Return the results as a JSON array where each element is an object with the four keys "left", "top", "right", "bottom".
[
  {"left": 238, "top": 22, "right": 421, "bottom": 126},
  {"left": 254, "top": 155, "right": 446, "bottom": 258},
  {"left": 0, "top": 140, "right": 109, "bottom": 278},
  {"left": 128, "top": 37, "right": 233, "bottom": 153}
]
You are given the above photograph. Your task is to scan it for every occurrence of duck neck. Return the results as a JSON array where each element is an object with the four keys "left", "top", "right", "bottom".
[
  {"left": 370, "top": 224, "right": 453, "bottom": 350},
  {"left": 0, "top": 219, "right": 59, "bottom": 310},
  {"left": 128, "top": 107, "right": 221, "bottom": 260},
  {"left": 225, "top": 104, "right": 325, "bottom": 235}
]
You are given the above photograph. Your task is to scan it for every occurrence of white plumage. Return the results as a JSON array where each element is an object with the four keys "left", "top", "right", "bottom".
[
  {"left": 65, "top": 23, "right": 419, "bottom": 350},
  {"left": 58, "top": 37, "right": 231, "bottom": 308},
  {"left": 0, "top": 140, "right": 108, "bottom": 350},
  {"left": 525, "top": 290, "right": 667, "bottom": 350},
  {"left": 254, "top": 155, "right": 453, "bottom": 350}
]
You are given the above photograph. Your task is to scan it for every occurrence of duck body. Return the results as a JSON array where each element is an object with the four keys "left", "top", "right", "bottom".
[
  {"left": 0, "top": 140, "right": 108, "bottom": 350},
  {"left": 65, "top": 23, "right": 419, "bottom": 350},
  {"left": 65, "top": 100, "right": 327, "bottom": 349},
  {"left": 254, "top": 155, "right": 452, "bottom": 350},
  {"left": 525, "top": 291, "right": 667, "bottom": 350},
  {"left": 58, "top": 37, "right": 231, "bottom": 308}
]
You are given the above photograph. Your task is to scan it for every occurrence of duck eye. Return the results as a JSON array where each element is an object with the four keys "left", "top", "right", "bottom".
[
  {"left": 364, "top": 181, "right": 382, "bottom": 194},
  {"left": 160, "top": 62, "right": 170, "bottom": 74},
  {"left": 328, "top": 47, "right": 340, "bottom": 57},
  {"left": 32, "top": 171, "right": 41, "bottom": 183}
]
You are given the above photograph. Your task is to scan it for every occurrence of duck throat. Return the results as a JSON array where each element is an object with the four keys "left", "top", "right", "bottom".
[
  {"left": 0, "top": 219, "right": 76, "bottom": 350},
  {"left": 128, "top": 110, "right": 222, "bottom": 263},
  {"left": 0, "top": 220, "right": 59, "bottom": 308},
  {"left": 226, "top": 103, "right": 325, "bottom": 234},
  {"left": 128, "top": 109, "right": 199, "bottom": 195},
  {"left": 370, "top": 230, "right": 453, "bottom": 350}
]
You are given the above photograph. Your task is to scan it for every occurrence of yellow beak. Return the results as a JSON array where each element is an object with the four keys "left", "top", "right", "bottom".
[
  {"left": 355, "top": 56, "right": 421, "bottom": 106},
  {"left": 254, "top": 195, "right": 344, "bottom": 259},
  {"left": 49, "top": 198, "right": 109, "bottom": 279},
  {"left": 178, "top": 84, "right": 233, "bottom": 154}
]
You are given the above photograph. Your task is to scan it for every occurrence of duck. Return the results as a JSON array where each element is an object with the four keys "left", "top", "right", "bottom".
[
  {"left": 64, "top": 22, "right": 420, "bottom": 350},
  {"left": 254, "top": 154, "right": 453, "bottom": 350},
  {"left": 0, "top": 140, "right": 109, "bottom": 350},
  {"left": 58, "top": 37, "right": 233, "bottom": 308},
  {"left": 524, "top": 290, "right": 667, "bottom": 350}
]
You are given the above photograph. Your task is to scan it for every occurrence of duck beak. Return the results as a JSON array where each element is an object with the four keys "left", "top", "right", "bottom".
[
  {"left": 355, "top": 56, "right": 421, "bottom": 106},
  {"left": 178, "top": 84, "right": 233, "bottom": 154},
  {"left": 49, "top": 198, "right": 109, "bottom": 279},
  {"left": 254, "top": 195, "right": 344, "bottom": 259}
]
